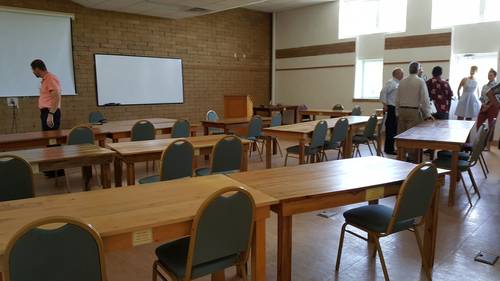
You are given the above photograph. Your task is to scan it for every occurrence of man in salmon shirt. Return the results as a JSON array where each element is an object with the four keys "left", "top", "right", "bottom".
[{"left": 31, "top": 59, "right": 62, "bottom": 130}]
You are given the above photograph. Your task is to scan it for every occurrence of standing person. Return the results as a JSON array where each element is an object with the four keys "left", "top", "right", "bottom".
[
  {"left": 476, "top": 69, "right": 499, "bottom": 130},
  {"left": 426, "top": 66, "right": 454, "bottom": 120},
  {"left": 379, "top": 68, "right": 403, "bottom": 155},
  {"left": 455, "top": 66, "right": 481, "bottom": 120}
]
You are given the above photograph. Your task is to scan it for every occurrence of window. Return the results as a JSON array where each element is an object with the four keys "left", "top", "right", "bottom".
[
  {"left": 338, "top": 0, "right": 407, "bottom": 39},
  {"left": 432, "top": 0, "right": 500, "bottom": 29},
  {"left": 354, "top": 59, "right": 384, "bottom": 99}
]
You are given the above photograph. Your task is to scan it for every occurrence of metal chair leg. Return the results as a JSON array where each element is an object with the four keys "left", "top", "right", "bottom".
[
  {"left": 64, "top": 171, "right": 71, "bottom": 193},
  {"left": 459, "top": 173, "right": 473, "bottom": 207},
  {"left": 413, "top": 229, "right": 433, "bottom": 281},
  {"left": 374, "top": 237, "right": 390, "bottom": 281},
  {"left": 357, "top": 146, "right": 362, "bottom": 157},
  {"left": 467, "top": 168, "right": 481, "bottom": 199},
  {"left": 367, "top": 142, "right": 374, "bottom": 156},
  {"left": 480, "top": 152, "right": 489, "bottom": 173},
  {"left": 337, "top": 149, "right": 342, "bottom": 160},
  {"left": 284, "top": 152, "right": 289, "bottom": 167},
  {"left": 478, "top": 156, "right": 488, "bottom": 178},
  {"left": 335, "top": 223, "right": 348, "bottom": 271}
]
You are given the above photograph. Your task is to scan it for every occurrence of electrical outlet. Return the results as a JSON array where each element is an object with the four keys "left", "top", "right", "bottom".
[{"left": 7, "top": 97, "right": 19, "bottom": 108}]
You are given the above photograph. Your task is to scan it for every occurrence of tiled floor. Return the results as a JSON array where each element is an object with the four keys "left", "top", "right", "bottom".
[{"left": 33, "top": 139, "right": 500, "bottom": 281}]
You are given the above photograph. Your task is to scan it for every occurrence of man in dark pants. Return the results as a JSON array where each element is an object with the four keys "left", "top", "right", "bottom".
[{"left": 380, "top": 68, "right": 404, "bottom": 155}]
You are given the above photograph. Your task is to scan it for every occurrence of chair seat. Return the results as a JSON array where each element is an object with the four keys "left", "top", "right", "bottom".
[
  {"left": 433, "top": 157, "right": 469, "bottom": 172},
  {"left": 155, "top": 237, "right": 239, "bottom": 279},
  {"left": 436, "top": 150, "right": 469, "bottom": 160},
  {"left": 286, "top": 145, "right": 320, "bottom": 155},
  {"left": 324, "top": 140, "right": 341, "bottom": 150},
  {"left": 138, "top": 175, "right": 160, "bottom": 184},
  {"left": 195, "top": 168, "right": 240, "bottom": 177},
  {"left": 352, "top": 135, "right": 369, "bottom": 144},
  {"left": 343, "top": 205, "right": 415, "bottom": 234}
]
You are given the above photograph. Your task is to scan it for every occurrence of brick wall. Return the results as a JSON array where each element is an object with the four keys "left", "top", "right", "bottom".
[{"left": 0, "top": 0, "right": 271, "bottom": 133}]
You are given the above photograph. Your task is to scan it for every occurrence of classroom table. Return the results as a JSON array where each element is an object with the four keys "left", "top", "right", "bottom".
[
  {"left": 261, "top": 116, "right": 383, "bottom": 168},
  {"left": 0, "top": 144, "right": 115, "bottom": 189},
  {"left": 107, "top": 135, "right": 251, "bottom": 186},
  {"left": 395, "top": 120, "right": 476, "bottom": 206},
  {"left": 253, "top": 105, "right": 299, "bottom": 124},
  {"left": 299, "top": 109, "right": 352, "bottom": 121},
  {"left": 229, "top": 156, "right": 448, "bottom": 281},
  {"left": 0, "top": 174, "right": 278, "bottom": 281},
  {"left": 200, "top": 117, "right": 272, "bottom": 135}
]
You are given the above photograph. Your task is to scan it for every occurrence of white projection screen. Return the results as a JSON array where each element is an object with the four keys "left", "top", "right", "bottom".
[
  {"left": 94, "top": 54, "right": 184, "bottom": 106},
  {"left": 0, "top": 8, "right": 76, "bottom": 97}
]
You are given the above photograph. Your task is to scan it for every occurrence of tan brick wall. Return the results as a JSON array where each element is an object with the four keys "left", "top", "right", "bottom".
[{"left": 0, "top": 0, "right": 271, "bottom": 133}]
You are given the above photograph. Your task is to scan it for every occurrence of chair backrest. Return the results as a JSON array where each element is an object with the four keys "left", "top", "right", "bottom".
[
  {"left": 247, "top": 116, "right": 263, "bottom": 138},
  {"left": 67, "top": 126, "right": 95, "bottom": 145},
  {"left": 310, "top": 120, "right": 328, "bottom": 149},
  {"left": 271, "top": 112, "right": 282, "bottom": 127},
  {"left": 206, "top": 110, "right": 219, "bottom": 122},
  {"left": 330, "top": 118, "right": 349, "bottom": 144},
  {"left": 351, "top": 106, "right": 362, "bottom": 116},
  {"left": 0, "top": 156, "right": 34, "bottom": 202},
  {"left": 386, "top": 163, "right": 438, "bottom": 234},
  {"left": 5, "top": 216, "right": 107, "bottom": 281},
  {"left": 171, "top": 119, "right": 190, "bottom": 138},
  {"left": 332, "top": 104, "right": 344, "bottom": 110},
  {"left": 184, "top": 187, "right": 255, "bottom": 280},
  {"left": 211, "top": 136, "right": 243, "bottom": 174},
  {"left": 131, "top": 120, "right": 155, "bottom": 141},
  {"left": 470, "top": 124, "right": 489, "bottom": 165},
  {"left": 159, "top": 139, "right": 194, "bottom": 181},
  {"left": 362, "top": 115, "right": 378, "bottom": 138},
  {"left": 88, "top": 112, "right": 105, "bottom": 124}
]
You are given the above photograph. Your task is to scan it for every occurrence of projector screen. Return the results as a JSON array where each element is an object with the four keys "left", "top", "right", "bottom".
[
  {"left": 0, "top": 9, "right": 76, "bottom": 97},
  {"left": 94, "top": 54, "right": 184, "bottom": 106}
]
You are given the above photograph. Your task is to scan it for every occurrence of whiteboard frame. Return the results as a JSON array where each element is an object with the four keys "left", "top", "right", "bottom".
[{"left": 93, "top": 53, "right": 185, "bottom": 107}]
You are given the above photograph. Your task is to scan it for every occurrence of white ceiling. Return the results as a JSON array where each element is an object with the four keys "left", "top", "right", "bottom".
[{"left": 70, "top": 0, "right": 335, "bottom": 19}]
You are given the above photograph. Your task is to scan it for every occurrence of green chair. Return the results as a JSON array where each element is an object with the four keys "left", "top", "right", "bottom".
[
  {"left": 0, "top": 155, "right": 34, "bottom": 202},
  {"left": 131, "top": 120, "right": 156, "bottom": 141},
  {"left": 352, "top": 115, "right": 378, "bottom": 157},
  {"left": 244, "top": 116, "right": 264, "bottom": 161},
  {"left": 269, "top": 112, "right": 283, "bottom": 157},
  {"left": 171, "top": 120, "right": 191, "bottom": 138},
  {"left": 351, "top": 105, "right": 362, "bottom": 116},
  {"left": 284, "top": 120, "right": 328, "bottom": 166},
  {"left": 195, "top": 136, "right": 243, "bottom": 176},
  {"left": 5, "top": 216, "right": 108, "bottom": 281},
  {"left": 322, "top": 118, "right": 349, "bottom": 161},
  {"left": 66, "top": 126, "right": 99, "bottom": 191},
  {"left": 138, "top": 139, "right": 194, "bottom": 184},
  {"left": 88, "top": 111, "right": 105, "bottom": 124},
  {"left": 152, "top": 186, "right": 255, "bottom": 281},
  {"left": 335, "top": 162, "right": 438, "bottom": 281},
  {"left": 433, "top": 124, "right": 489, "bottom": 206},
  {"left": 332, "top": 104, "right": 344, "bottom": 110},
  {"left": 206, "top": 110, "right": 224, "bottom": 135}
]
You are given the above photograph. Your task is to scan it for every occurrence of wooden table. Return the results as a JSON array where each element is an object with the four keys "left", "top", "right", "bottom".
[
  {"left": 107, "top": 135, "right": 251, "bottom": 186},
  {"left": 299, "top": 109, "right": 352, "bottom": 121},
  {"left": 262, "top": 116, "right": 383, "bottom": 168},
  {"left": 229, "top": 156, "right": 447, "bottom": 281},
  {"left": 395, "top": 120, "right": 475, "bottom": 206},
  {"left": 0, "top": 175, "right": 277, "bottom": 281},
  {"left": 201, "top": 117, "right": 272, "bottom": 135},
  {"left": 253, "top": 105, "right": 299, "bottom": 124},
  {"left": 0, "top": 144, "right": 115, "bottom": 188}
]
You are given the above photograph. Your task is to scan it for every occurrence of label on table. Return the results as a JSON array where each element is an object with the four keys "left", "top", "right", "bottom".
[
  {"left": 365, "top": 187, "right": 385, "bottom": 201},
  {"left": 156, "top": 129, "right": 162, "bottom": 135},
  {"left": 31, "top": 163, "right": 40, "bottom": 174},
  {"left": 194, "top": 149, "right": 200, "bottom": 156},
  {"left": 132, "top": 228, "right": 153, "bottom": 246},
  {"left": 49, "top": 138, "right": 57, "bottom": 145}
]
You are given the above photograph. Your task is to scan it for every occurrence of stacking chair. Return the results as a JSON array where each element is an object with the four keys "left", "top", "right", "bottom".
[
  {"left": 433, "top": 124, "right": 489, "bottom": 206},
  {"left": 5, "top": 216, "right": 108, "bottom": 281},
  {"left": 88, "top": 111, "right": 105, "bottom": 124},
  {"left": 0, "top": 155, "right": 34, "bottom": 202},
  {"left": 284, "top": 120, "right": 328, "bottom": 166},
  {"left": 298, "top": 104, "right": 311, "bottom": 122},
  {"left": 171, "top": 119, "right": 191, "bottom": 138},
  {"left": 206, "top": 110, "right": 224, "bottom": 135},
  {"left": 152, "top": 186, "right": 255, "bottom": 281},
  {"left": 322, "top": 118, "right": 349, "bottom": 161},
  {"left": 131, "top": 120, "right": 156, "bottom": 174},
  {"left": 67, "top": 125, "right": 100, "bottom": 191},
  {"left": 244, "top": 116, "right": 264, "bottom": 161},
  {"left": 269, "top": 112, "right": 283, "bottom": 157},
  {"left": 351, "top": 105, "right": 362, "bottom": 116},
  {"left": 138, "top": 139, "right": 194, "bottom": 184},
  {"left": 352, "top": 115, "right": 378, "bottom": 157},
  {"left": 195, "top": 136, "right": 243, "bottom": 176},
  {"left": 332, "top": 104, "right": 344, "bottom": 110},
  {"left": 335, "top": 163, "right": 438, "bottom": 281}
]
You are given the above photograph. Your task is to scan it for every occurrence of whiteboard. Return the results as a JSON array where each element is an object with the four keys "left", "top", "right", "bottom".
[
  {"left": 0, "top": 10, "right": 76, "bottom": 97},
  {"left": 95, "top": 54, "right": 184, "bottom": 106}
]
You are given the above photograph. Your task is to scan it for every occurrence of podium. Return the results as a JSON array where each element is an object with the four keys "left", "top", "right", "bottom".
[{"left": 224, "top": 95, "right": 253, "bottom": 118}]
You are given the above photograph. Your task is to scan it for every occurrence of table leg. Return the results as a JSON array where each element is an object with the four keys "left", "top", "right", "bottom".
[
  {"left": 242, "top": 144, "right": 249, "bottom": 171},
  {"left": 126, "top": 162, "right": 135, "bottom": 186},
  {"left": 204, "top": 125, "right": 209, "bottom": 136},
  {"left": 273, "top": 138, "right": 278, "bottom": 155},
  {"left": 82, "top": 166, "right": 92, "bottom": 191},
  {"left": 101, "top": 163, "right": 111, "bottom": 188},
  {"left": 299, "top": 139, "right": 306, "bottom": 164},
  {"left": 98, "top": 139, "right": 106, "bottom": 147},
  {"left": 368, "top": 200, "right": 379, "bottom": 256},
  {"left": 265, "top": 136, "right": 272, "bottom": 169},
  {"left": 277, "top": 214, "right": 292, "bottom": 281},
  {"left": 448, "top": 151, "right": 459, "bottom": 206},
  {"left": 343, "top": 126, "right": 354, "bottom": 158},
  {"left": 114, "top": 158, "right": 123, "bottom": 187},
  {"left": 423, "top": 180, "right": 441, "bottom": 268},
  {"left": 252, "top": 217, "right": 267, "bottom": 281}
]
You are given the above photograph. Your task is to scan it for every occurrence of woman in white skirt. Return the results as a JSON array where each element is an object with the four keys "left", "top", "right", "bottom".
[{"left": 455, "top": 65, "right": 481, "bottom": 120}]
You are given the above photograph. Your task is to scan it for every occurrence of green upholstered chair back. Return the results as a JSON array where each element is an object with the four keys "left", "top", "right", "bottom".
[
  {"left": 330, "top": 118, "right": 349, "bottom": 144},
  {"left": 211, "top": 136, "right": 243, "bottom": 174},
  {"left": 310, "top": 120, "right": 328, "bottom": 149},
  {"left": 387, "top": 163, "right": 438, "bottom": 234},
  {"left": 67, "top": 126, "right": 95, "bottom": 145},
  {"left": 171, "top": 120, "right": 190, "bottom": 138},
  {"left": 351, "top": 106, "right": 362, "bottom": 116},
  {"left": 131, "top": 120, "right": 155, "bottom": 141},
  {"left": 470, "top": 124, "right": 488, "bottom": 165},
  {"left": 206, "top": 110, "right": 219, "bottom": 122},
  {"left": 88, "top": 112, "right": 105, "bottom": 124},
  {"left": 332, "top": 104, "right": 344, "bottom": 110},
  {"left": 247, "top": 116, "right": 263, "bottom": 138},
  {"left": 0, "top": 156, "right": 34, "bottom": 202},
  {"left": 188, "top": 187, "right": 255, "bottom": 272},
  {"left": 5, "top": 217, "right": 107, "bottom": 281},
  {"left": 271, "top": 112, "right": 282, "bottom": 127},
  {"left": 362, "top": 115, "right": 378, "bottom": 138},
  {"left": 160, "top": 140, "right": 194, "bottom": 181}
]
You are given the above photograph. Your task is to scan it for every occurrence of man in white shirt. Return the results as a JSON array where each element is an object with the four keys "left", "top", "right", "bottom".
[{"left": 380, "top": 68, "right": 403, "bottom": 155}]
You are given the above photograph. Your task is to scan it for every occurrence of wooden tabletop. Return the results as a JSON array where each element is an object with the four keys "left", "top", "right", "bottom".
[
  {"left": 230, "top": 156, "right": 448, "bottom": 201},
  {"left": 0, "top": 129, "right": 70, "bottom": 144},
  {"left": 0, "top": 174, "right": 277, "bottom": 256},
  {"left": 107, "top": 135, "right": 251, "bottom": 156},
  {"left": 300, "top": 109, "right": 352, "bottom": 115},
  {"left": 92, "top": 118, "right": 176, "bottom": 127},
  {"left": 395, "top": 120, "right": 475, "bottom": 144},
  {"left": 264, "top": 116, "right": 376, "bottom": 135},
  {"left": 201, "top": 117, "right": 272, "bottom": 125}
]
